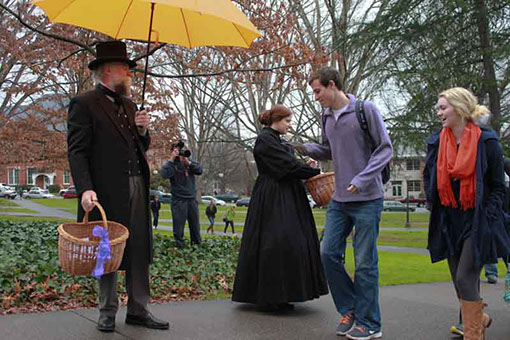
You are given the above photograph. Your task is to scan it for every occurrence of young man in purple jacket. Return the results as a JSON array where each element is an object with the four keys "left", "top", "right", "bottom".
[{"left": 297, "top": 67, "right": 393, "bottom": 340}]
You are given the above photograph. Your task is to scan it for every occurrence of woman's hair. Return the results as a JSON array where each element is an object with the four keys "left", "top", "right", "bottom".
[
  {"left": 258, "top": 105, "right": 293, "bottom": 126},
  {"left": 439, "top": 87, "right": 489, "bottom": 122}
]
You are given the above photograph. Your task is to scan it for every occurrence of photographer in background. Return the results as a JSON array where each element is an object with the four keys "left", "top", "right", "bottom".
[{"left": 161, "top": 141, "right": 202, "bottom": 248}]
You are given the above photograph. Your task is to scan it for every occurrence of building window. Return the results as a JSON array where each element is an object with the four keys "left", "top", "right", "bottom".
[
  {"left": 63, "top": 171, "right": 70, "bottom": 185},
  {"left": 27, "top": 167, "right": 36, "bottom": 185},
  {"left": 8, "top": 168, "right": 19, "bottom": 185},
  {"left": 392, "top": 181, "right": 402, "bottom": 197},
  {"left": 408, "top": 180, "right": 421, "bottom": 192},
  {"left": 406, "top": 159, "right": 420, "bottom": 171}
]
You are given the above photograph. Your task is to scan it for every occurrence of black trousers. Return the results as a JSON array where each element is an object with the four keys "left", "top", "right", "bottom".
[
  {"left": 152, "top": 211, "right": 159, "bottom": 227},
  {"left": 224, "top": 220, "right": 234, "bottom": 233},
  {"left": 171, "top": 198, "right": 201, "bottom": 248},
  {"left": 99, "top": 175, "right": 151, "bottom": 317},
  {"left": 447, "top": 237, "right": 482, "bottom": 302}
]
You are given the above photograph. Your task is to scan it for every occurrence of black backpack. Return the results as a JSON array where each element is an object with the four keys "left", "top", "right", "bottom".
[{"left": 321, "top": 100, "right": 391, "bottom": 184}]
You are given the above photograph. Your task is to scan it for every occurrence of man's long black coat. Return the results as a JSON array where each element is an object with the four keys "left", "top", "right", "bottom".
[{"left": 67, "top": 86, "right": 152, "bottom": 269}]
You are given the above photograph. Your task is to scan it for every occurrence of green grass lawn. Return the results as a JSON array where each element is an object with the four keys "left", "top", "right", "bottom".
[
  {"left": 0, "top": 215, "right": 73, "bottom": 222},
  {"left": 28, "top": 198, "right": 78, "bottom": 213},
  {"left": 4, "top": 199, "right": 431, "bottom": 249},
  {"left": 155, "top": 228, "right": 444, "bottom": 286},
  {"left": 0, "top": 199, "right": 19, "bottom": 207},
  {"left": 381, "top": 212, "right": 430, "bottom": 229},
  {"left": 21, "top": 199, "right": 431, "bottom": 229}
]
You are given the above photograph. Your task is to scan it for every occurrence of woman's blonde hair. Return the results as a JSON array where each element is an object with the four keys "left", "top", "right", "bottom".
[{"left": 439, "top": 87, "right": 489, "bottom": 122}]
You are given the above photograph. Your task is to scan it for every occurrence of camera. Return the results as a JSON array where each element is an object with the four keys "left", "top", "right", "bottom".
[{"left": 175, "top": 140, "right": 191, "bottom": 158}]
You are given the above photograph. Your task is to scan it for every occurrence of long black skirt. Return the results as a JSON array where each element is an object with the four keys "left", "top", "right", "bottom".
[{"left": 232, "top": 175, "right": 328, "bottom": 304}]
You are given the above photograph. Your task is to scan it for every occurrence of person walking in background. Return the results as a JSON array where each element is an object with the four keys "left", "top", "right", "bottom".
[
  {"left": 67, "top": 40, "right": 168, "bottom": 332},
  {"left": 150, "top": 195, "right": 161, "bottom": 229},
  {"left": 223, "top": 205, "right": 235, "bottom": 235},
  {"left": 482, "top": 156, "right": 510, "bottom": 285},
  {"left": 423, "top": 87, "right": 510, "bottom": 339},
  {"left": 206, "top": 200, "right": 217, "bottom": 234},
  {"left": 232, "top": 105, "right": 328, "bottom": 312},
  {"left": 161, "top": 142, "right": 202, "bottom": 248},
  {"left": 296, "top": 67, "right": 392, "bottom": 339}
]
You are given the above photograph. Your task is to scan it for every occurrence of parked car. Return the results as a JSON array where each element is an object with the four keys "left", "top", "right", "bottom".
[
  {"left": 63, "top": 186, "right": 78, "bottom": 199},
  {"left": 214, "top": 193, "right": 240, "bottom": 203},
  {"left": 398, "top": 196, "right": 427, "bottom": 207},
  {"left": 158, "top": 192, "right": 172, "bottom": 204},
  {"left": 149, "top": 190, "right": 172, "bottom": 204},
  {"left": 150, "top": 189, "right": 162, "bottom": 201},
  {"left": 235, "top": 197, "right": 250, "bottom": 207},
  {"left": 0, "top": 186, "right": 17, "bottom": 199},
  {"left": 383, "top": 200, "right": 416, "bottom": 212},
  {"left": 59, "top": 188, "right": 68, "bottom": 196},
  {"left": 24, "top": 187, "right": 55, "bottom": 199},
  {"left": 307, "top": 195, "right": 317, "bottom": 208},
  {"left": 201, "top": 196, "right": 226, "bottom": 206}
]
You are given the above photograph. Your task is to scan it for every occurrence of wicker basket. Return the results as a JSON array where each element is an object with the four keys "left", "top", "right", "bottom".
[
  {"left": 58, "top": 201, "right": 129, "bottom": 276},
  {"left": 305, "top": 172, "right": 335, "bottom": 207}
]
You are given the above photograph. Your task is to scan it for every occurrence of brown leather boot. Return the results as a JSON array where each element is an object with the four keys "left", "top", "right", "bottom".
[{"left": 461, "top": 299, "right": 492, "bottom": 340}]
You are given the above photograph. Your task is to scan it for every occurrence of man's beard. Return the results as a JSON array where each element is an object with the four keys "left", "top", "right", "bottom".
[{"left": 113, "top": 77, "right": 132, "bottom": 96}]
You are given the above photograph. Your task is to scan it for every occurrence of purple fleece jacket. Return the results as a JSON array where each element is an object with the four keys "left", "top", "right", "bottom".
[{"left": 303, "top": 94, "right": 393, "bottom": 203}]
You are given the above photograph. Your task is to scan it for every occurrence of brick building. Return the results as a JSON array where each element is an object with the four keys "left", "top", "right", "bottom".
[{"left": 0, "top": 161, "right": 73, "bottom": 189}]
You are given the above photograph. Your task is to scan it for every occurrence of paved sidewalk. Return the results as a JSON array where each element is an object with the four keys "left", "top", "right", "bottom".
[{"left": 1, "top": 281, "right": 509, "bottom": 339}]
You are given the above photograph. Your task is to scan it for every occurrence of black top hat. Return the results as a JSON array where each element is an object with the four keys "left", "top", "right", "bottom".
[{"left": 88, "top": 40, "right": 137, "bottom": 70}]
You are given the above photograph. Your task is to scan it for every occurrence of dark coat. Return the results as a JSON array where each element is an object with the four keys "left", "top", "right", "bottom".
[
  {"left": 232, "top": 127, "right": 328, "bottom": 304},
  {"left": 151, "top": 200, "right": 161, "bottom": 214},
  {"left": 424, "top": 128, "right": 510, "bottom": 265},
  {"left": 205, "top": 204, "right": 217, "bottom": 217},
  {"left": 67, "top": 86, "right": 152, "bottom": 269}
]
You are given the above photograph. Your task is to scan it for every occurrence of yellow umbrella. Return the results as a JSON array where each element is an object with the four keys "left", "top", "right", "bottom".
[{"left": 32, "top": 0, "right": 261, "bottom": 106}]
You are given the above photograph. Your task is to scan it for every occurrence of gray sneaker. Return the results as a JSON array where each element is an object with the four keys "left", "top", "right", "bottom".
[
  {"left": 346, "top": 326, "right": 382, "bottom": 340},
  {"left": 336, "top": 312, "right": 355, "bottom": 336}
]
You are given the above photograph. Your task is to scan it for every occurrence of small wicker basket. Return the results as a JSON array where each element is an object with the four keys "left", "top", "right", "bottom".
[
  {"left": 305, "top": 172, "right": 335, "bottom": 207},
  {"left": 58, "top": 201, "right": 129, "bottom": 276}
]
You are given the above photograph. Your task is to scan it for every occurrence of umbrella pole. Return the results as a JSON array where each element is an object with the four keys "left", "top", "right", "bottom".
[{"left": 141, "top": 2, "right": 155, "bottom": 110}]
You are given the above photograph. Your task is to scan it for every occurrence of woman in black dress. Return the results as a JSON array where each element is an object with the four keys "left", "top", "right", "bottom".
[{"left": 232, "top": 105, "right": 328, "bottom": 311}]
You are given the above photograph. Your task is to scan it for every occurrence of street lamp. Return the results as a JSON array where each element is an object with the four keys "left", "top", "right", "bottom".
[{"left": 405, "top": 175, "right": 411, "bottom": 228}]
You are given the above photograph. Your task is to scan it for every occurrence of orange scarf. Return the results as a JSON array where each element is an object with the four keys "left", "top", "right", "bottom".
[{"left": 436, "top": 122, "right": 481, "bottom": 210}]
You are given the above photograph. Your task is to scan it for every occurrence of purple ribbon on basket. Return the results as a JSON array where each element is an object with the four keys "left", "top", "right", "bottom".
[{"left": 92, "top": 225, "right": 111, "bottom": 278}]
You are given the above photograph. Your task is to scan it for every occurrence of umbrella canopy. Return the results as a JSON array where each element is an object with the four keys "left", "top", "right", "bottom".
[
  {"left": 32, "top": 0, "right": 261, "bottom": 107},
  {"left": 32, "top": 0, "right": 261, "bottom": 48}
]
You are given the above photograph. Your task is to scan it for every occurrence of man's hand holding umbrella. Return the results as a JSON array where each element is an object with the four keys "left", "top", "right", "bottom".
[{"left": 135, "top": 109, "right": 150, "bottom": 136}]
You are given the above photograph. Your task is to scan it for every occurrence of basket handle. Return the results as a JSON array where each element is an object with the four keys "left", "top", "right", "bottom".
[{"left": 83, "top": 201, "right": 108, "bottom": 230}]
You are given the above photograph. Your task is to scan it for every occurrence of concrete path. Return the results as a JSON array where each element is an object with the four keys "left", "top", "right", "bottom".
[{"left": 1, "top": 280, "right": 509, "bottom": 339}]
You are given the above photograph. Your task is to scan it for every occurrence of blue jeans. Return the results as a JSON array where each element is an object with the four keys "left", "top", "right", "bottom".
[
  {"left": 208, "top": 216, "right": 215, "bottom": 226},
  {"left": 484, "top": 263, "right": 498, "bottom": 278},
  {"left": 485, "top": 259, "right": 510, "bottom": 277},
  {"left": 321, "top": 198, "right": 383, "bottom": 331}
]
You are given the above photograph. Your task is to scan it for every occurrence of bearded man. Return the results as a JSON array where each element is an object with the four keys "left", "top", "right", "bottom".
[{"left": 67, "top": 40, "right": 169, "bottom": 332}]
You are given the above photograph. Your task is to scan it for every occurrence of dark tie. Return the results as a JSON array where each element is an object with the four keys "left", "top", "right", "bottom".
[{"left": 97, "top": 83, "right": 123, "bottom": 108}]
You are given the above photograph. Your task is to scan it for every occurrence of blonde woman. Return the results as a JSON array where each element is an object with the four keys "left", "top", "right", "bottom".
[{"left": 423, "top": 87, "right": 510, "bottom": 339}]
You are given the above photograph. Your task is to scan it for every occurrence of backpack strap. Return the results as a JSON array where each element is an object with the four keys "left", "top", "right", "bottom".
[
  {"left": 321, "top": 109, "right": 328, "bottom": 146},
  {"left": 356, "top": 100, "right": 369, "bottom": 132},
  {"left": 356, "top": 100, "right": 375, "bottom": 151}
]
